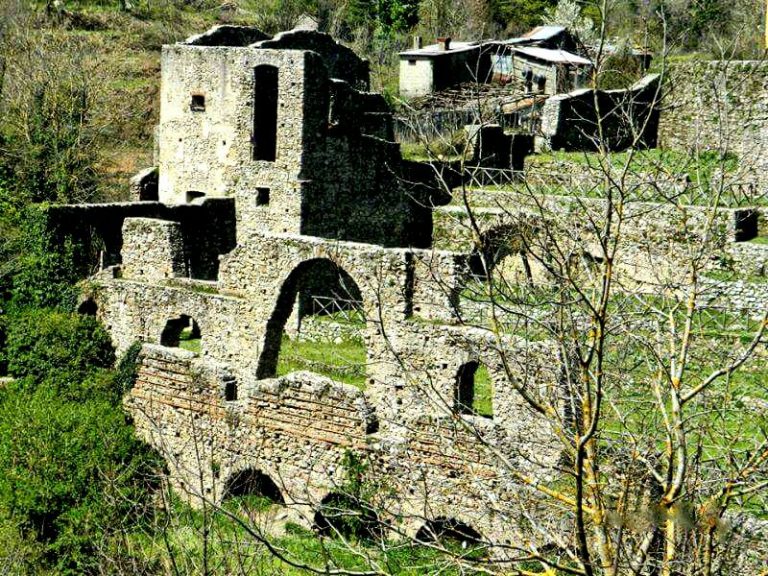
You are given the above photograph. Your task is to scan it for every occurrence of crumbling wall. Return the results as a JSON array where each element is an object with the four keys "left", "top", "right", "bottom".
[
  {"left": 127, "top": 342, "right": 561, "bottom": 547},
  {"left": 658, "top": 61, "right": 768, "bottom": 186},
  {"left": 365, "top": 319, "right": 562, "bottom": 442},
  {"left": 46, "top": 199, "right": 236, "bottom": 280},
  {"left": 432, "top": 194, "right": 758, "bottom": 294},
  {"left": 127, "top": 345, "right": 374, "bottom": 506},
  {"left": 539, "top": 74, "right": 661, "bottom": 151},
  {"left": 121, "top": 218, "right": 187, "bottom": 282},
  {"left": 255, "top": 29, "right": 370, "bottom": 91},
  {"left": 157, "top": 45, "right": 312, "bottom": 215}
]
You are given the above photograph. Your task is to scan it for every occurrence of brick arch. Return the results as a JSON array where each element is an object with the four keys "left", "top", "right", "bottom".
[
  {"left": 468, "top": 221, "right": 540, "bottom": 279},
  {"left": 256, "top": 258, "right": 366, "bottom": 379},
  {"left": 223, "top": 467, "right": 285, "bottom": 505}
]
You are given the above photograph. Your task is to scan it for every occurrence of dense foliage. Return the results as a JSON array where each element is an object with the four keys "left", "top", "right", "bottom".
[{"left": 0, "top": 310, "right": 159, "bottom": 574}]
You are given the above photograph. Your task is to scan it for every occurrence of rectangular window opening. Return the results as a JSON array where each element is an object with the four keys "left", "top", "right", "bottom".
[
  {"left": 256, "top": 187, "right": 270, "bottom": 206},
  {"left": 190, "top": 93, "right": 206, "bottom": 112},
  {"left": 252, "top": 65, "right": 278, "bottom": 161},
  {"left": 186, "top": 190, "right": 206, "bottom": 203}
]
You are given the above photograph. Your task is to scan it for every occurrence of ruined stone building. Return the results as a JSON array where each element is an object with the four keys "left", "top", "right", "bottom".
[
  {"left": 46, "top": 22, "right": 768, "bottom": 559},
  {"left": 52, "top": 25, "right": 564, "bottom": 546}
]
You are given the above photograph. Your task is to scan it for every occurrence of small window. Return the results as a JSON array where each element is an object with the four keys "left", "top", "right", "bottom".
[
  {"left": 190, "top": 94, "right": 206, "bottom": 112},
  {"left": 256, "top": 188, "right": 270, "bottom": 206},
  {"left": 408, "top": 59, "right": 416, "bottom": 65},
  {"left": 224, "top": 380, "right": 238, "bottom": 401},
  {"left": 187, "top": 190, "right": 205, "bottom": 203}
]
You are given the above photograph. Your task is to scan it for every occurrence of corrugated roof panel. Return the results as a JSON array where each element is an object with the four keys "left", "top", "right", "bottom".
[
  {"left": 522, "top": 25, "right": 566, "bottom": 40},
  {"left": 399, "top": 42, "right": 479, "bottom": 57},
  {"left": 513, "top": 46, "right": 592, "bottom": 65}
]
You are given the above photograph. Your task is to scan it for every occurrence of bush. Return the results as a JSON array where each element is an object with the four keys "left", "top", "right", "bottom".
[
  {"left": 5, "top": 309, "right": 115, "bottom": 393},
  {"left": 0, "top": 310, "right": 159, "bottom": 573},
  {"left": 0, "top": 383, "right": 160, "bottom": 573}
]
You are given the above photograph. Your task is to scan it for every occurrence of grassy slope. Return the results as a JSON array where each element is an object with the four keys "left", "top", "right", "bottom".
[{"left": 29, "top": 3, "right": 265, "bottom": 200}]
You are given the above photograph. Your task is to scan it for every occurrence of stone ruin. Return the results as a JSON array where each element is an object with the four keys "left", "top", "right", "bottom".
[
  {"left": 50, "top": 25, "right": 768, "bottom": 551},
  {"left": 45, "top": 25, "right": 561, "bottom": 546}
]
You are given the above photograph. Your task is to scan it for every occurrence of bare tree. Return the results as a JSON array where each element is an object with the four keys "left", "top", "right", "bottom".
[{"left": 95, "top": 8, "right": 768, "bottom": 576}]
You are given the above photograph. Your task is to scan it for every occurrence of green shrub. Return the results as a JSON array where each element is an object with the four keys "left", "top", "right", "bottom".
[
  {"left": 4, "top": 205, "right": 83, "bottom": 312},
  {"left": 0, "top": 383, "right": 160, "bottom": 574},
  {"left": 113, "top": 340, "right": 143, "bottom": 396},
  {"left": 5, "top": 309, "right": 115, "bottom": 392}
]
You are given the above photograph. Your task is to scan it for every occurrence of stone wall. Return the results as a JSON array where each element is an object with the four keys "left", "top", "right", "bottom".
[
  {"left": 156, "top": 28, "right": 432, "bottom": 248},
  {"left": 121, "top": 218, "right": 187, "bottom": 282},
  {"left": 727, "top": 241, "right": 768, "bottom": 277},
  {"left": 658, "top": 61, "right": 768, "bottom": 186},
  {"left": 538, "top": 74, "right": 661, "bottom": 151},
  {"left": 157, "top": 44, "right": 310, "bottom": 212},
  {"left": 127, "top": 338, "right": 561, "bottom": 548},
  {"left": 128, "top": 345, "right": 373, "bottom": 507},
  {"left": 698, "top": 276, "right": 768, "bottom": 313},
  {"left": 46, "top": 199, "right": 236, "bottom": 280}
]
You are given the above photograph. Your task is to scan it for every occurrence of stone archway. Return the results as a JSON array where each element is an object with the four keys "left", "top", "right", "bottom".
[
  {"left": 455, "top": 360, "right": 493, "bottom": 418},
  {"left": 160, "top": 314, "right": 201, "bottom": 354},
  {"left": 415, "top": 517, "right": 485, "bottom": 553},
  {"left": 256, "top": 258, "right": 366, "bottom": 382},
  {"left": 223, "top": 468, "right": 285, "bottom": 505}
]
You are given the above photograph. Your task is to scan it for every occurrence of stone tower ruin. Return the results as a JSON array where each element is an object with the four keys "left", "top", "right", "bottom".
[{"left": 55, "top": 25, "right": 565, "bottom": 547}]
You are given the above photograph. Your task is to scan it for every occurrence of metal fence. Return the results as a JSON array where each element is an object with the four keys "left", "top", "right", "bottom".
[{"left": 310, "top": 295, "right": 365, "bottom": 323}]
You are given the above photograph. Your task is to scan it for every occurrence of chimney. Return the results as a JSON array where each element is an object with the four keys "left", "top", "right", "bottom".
[
  {"left": 413, "top": 35, "right": 423, "bottom": 49},
  {"left": 437, "top": 36, "right": 451, "bottom": 51}
]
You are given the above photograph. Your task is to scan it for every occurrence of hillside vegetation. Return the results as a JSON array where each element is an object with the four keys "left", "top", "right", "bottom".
[{"left": 0, "top": 1, "right": 766, "bottom": 574}]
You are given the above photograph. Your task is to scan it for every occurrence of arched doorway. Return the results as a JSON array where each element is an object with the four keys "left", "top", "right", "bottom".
[
  {"left": 415, "top": 517, "right": 485, "bottom": 556},
  {"left": 223, "top": 468, "right": 285, "bottom": 505},
  {"left": 256, "top": 259, "right": 367, "bottom": 388},
  {"left": 455, "top": 361, "right": 493, "bottom": 418},
  {"left": 313, "top": 492, "right": 381, "bottom": 540},
  {"left": 77, "top": 298, "right": 98, "bottom": 316},
  {"left": 160, "top": 315, "right": 201, "bottom": 354}
]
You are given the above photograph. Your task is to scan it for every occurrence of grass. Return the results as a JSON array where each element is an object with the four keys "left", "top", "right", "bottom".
[
  {"left": 702, "top": 268, "right": 768, "bottom": 284},
  {"left": 129, "top": 495, "right": 486, "bottom": 575},
  {"left": 400, "top": 133, "right": 468, "bottom": 163},
  {"left": 472, "top": 364, "right": 493, "bottom": 418},
  {"left": 526, "top": 148, "right": 739, "bottom": 185},
  {"left": 464, "top": 148, "right": 766, "bottom": 207},
  {"left": 178, "top": 327, "right": 201, "bottom": 354},
  {"left": 166, "top": 279, "right": 221, "bottom": 295},
  {"left": 276, "top": 332, "right": 367, "bottom": 389}
]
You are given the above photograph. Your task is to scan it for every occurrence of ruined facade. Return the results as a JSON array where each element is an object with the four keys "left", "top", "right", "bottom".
[
  {"left": 62, "top": 25, "right": 566, "bottom": 547},
  {"left": 57, "top": 26, "right": 768, "bottom": 557},
  {"left": 659, "top": 60, "right": 768, "bottom": 187}
]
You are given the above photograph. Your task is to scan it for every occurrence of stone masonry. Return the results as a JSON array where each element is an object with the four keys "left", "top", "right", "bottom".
[
  {"left": 59, "top": 24, "right": 568, "bottom": 551},
  {"left": 59, "top": 25, "right": 768, "bottom": 556}
]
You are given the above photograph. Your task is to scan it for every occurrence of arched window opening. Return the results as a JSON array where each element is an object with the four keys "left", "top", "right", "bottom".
[
  {"left": 224, "top": 469, "right": 285, "bottom": 510},
  {"left": 467, "top": 226, "right": 523, "bottom": 281},
  {"left": 77, "top": 299, "right": 98, "bottom": 316},
  {"left": 160, "top": 315, "right": 201, "bottom": 354},
  {"left": 455, "top": 361, "right": 493, "bottom": 418},
  {"left": 415, "top": 518, "right": 486, "bottom": 556},
  {"left": 313, "top": 492, "right": 381, "bottom": 541},
  {"left": 257, "top": 259, "right": 367, "bottom": 389}
]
